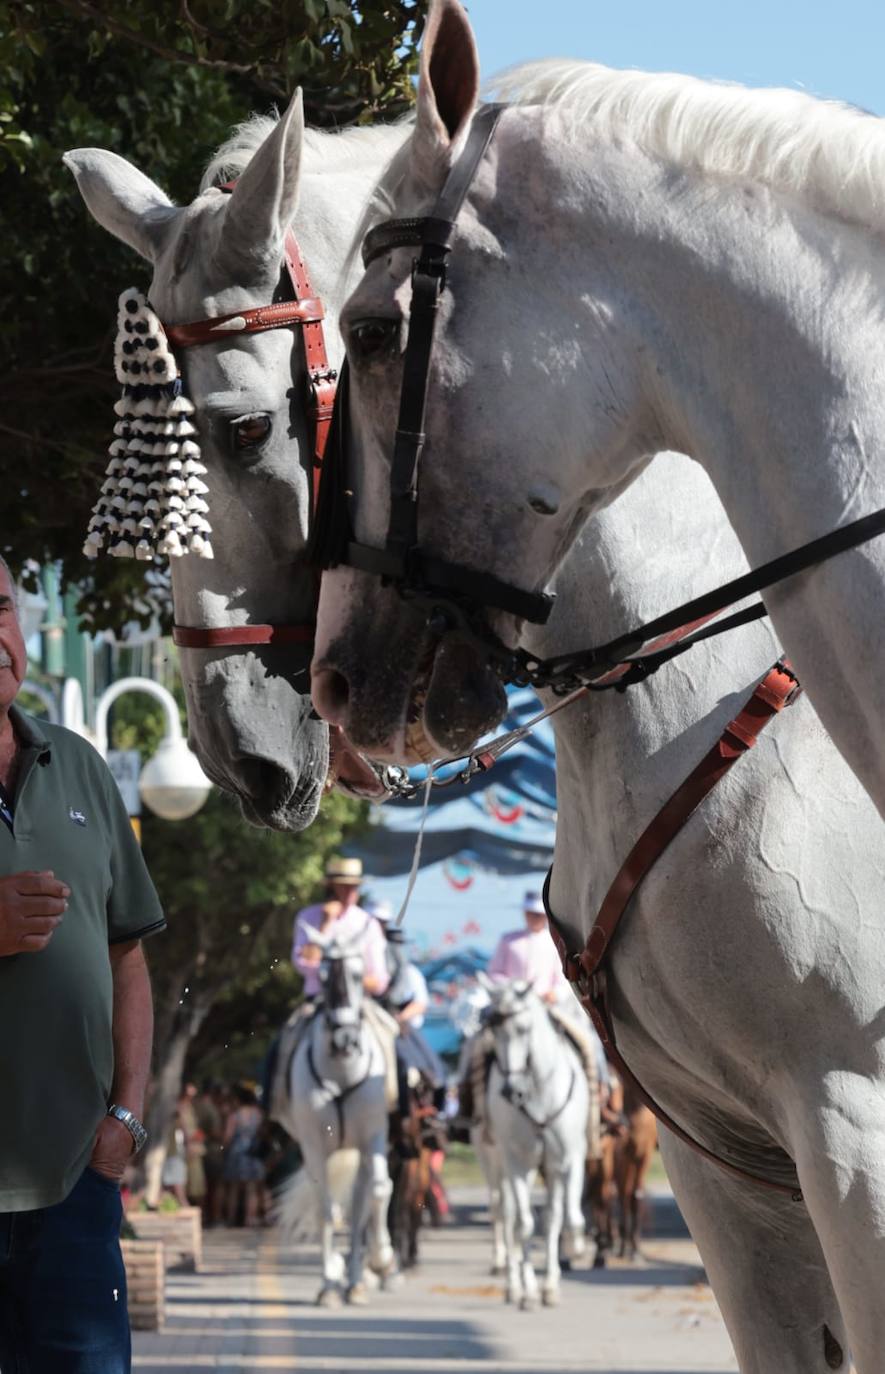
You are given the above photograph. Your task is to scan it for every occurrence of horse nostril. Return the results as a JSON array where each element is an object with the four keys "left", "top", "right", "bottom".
[{"left": 312, "top": 667, "right": 351, "bottom": 727}]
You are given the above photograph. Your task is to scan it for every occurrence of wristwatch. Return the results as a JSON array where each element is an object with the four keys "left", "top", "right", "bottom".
[{"left": 107, "top": 1104, "right": 148, "bottom": 1155}]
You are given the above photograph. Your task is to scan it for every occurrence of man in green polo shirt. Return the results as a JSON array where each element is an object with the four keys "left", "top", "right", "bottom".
[{"left": 0, "top": 558, "right": 165, "bottom": 1373}]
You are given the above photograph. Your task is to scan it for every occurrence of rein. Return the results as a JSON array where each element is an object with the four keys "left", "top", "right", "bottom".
[{"left": 169, "top": 187, "right": 337, "bottom": 652}]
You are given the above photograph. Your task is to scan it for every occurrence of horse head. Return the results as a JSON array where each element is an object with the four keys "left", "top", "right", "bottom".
[
  {"left": 305, "top": 921, "right": 368, "bottom": 1052},
  {"left": 309, "top": 0, "right": 651, "bottom": 763},
  {"left": 65, "top": 96, "right": 403, "bottom": 827},
  {"left": 484, "top": 979, "right": 536, "bottom": 1079}
]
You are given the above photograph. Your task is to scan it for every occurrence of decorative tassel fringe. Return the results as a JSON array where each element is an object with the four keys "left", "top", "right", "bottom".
[{"left": 84, "top": 289, "right": 214, "bottom": 561}]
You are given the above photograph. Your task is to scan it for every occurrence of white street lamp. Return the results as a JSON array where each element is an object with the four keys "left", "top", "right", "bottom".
[{"left": 92, "top": 677, "right": 211, "bottom": 821}]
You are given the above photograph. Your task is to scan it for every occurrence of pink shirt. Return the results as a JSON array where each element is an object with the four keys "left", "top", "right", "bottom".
[
  {"left": 291, "top": 903, "right": 390, "bottom": 998},
  {"left": 487, "top": 926, "right": 568, "bottom": 999}
]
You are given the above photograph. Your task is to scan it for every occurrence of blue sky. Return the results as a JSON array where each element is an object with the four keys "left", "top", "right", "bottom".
[
  {"left": 384, "top": 0, "right": 885, "bottom": 957},
  {"left": 469, "top": 0, "right": 884, "bottom": 115}
]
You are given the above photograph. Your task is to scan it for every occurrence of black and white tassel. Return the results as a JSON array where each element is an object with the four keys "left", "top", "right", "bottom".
[{"left": 84, "top": 288, "right": 213, "bottom": 561}]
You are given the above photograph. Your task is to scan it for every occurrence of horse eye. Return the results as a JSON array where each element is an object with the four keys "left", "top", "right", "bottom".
[
  {"left": 349, "top": 319, "right": 399, "bottom": 362},
  {"left": 231, "top": 413, "right": 272, "bottom": 451}
]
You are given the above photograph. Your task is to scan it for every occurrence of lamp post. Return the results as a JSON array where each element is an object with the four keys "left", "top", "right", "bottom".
[{"left": 65, "top": 676, "right": 211, "bottom": 822}]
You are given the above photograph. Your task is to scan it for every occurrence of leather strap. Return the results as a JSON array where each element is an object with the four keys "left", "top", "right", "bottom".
[
  {"left": 312, "top": 105, "right": 556, "bottom": 625},
  {"left": 172, "top": 623, "right": 313, "bottom": 649},
  {"left": 164, "top": 298, "right": 324, "bottom": 349},
  {"left": 547, "top": 661, "right": 804, "bottom": 1198}
]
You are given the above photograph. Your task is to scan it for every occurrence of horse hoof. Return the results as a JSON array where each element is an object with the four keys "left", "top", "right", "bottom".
[
  {"left": 346, "top": 1282, "right": 370, "bottom": 1306},
  {"left": 593, "top": 1252, "right": 606, "bottom": 1270},
  {"left": 491, "top": 1263, "right": 507, "bottom": 1276},
  {"left": 542, "top": 1288, "right": 560, "bottom": 1308},
  {"left": 316, "top": 1285, "right": 341, "bottom": 1308},
  {"left": 519, "top": 1294, "right": 538, "bottom": 1312}
]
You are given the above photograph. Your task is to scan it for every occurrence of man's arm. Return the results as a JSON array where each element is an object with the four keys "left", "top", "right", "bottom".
[{"left": 90, "top": 939, "right": 153, "bottom": 1182}]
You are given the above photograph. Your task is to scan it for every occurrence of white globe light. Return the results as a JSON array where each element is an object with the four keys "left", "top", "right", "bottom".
[{"left": 139, "top": 737, "right": 212, "bottom": 821}]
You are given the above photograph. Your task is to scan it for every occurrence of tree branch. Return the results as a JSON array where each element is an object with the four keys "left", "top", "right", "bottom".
[{"left": 52, "top": 0, "right": 287, "bottom": 98}]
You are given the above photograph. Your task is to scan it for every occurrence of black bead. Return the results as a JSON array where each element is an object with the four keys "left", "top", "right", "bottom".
[
  {"left": 125, "top": 297, "right": 138, "bottom": 313},
  {"left": 124, "top": 319, "right": 134, "bottom": 332},
  {"left": 153, "top": 360, "right": 165, "bottom": 374},
  {"left": 134, "top": 320, "right": 148, "bottom": 334},
  {"left": 145, "top": 337, "right": 158, "bottom": 350},
  {"left": 130, "top": 362, "right": 141, "bottom": 375}
]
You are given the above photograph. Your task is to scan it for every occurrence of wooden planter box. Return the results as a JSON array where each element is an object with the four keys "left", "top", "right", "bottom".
[
  {"left": 126, "top": 1207, "right": 203, "bottom": 1272},
  {"left": 121, "top": 1239, "right": 165, "bottom": 1331}
]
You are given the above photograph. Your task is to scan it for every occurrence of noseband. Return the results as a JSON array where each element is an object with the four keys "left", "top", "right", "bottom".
[{"left": 169, "top": 188, "right": 337, "bottom": 652}]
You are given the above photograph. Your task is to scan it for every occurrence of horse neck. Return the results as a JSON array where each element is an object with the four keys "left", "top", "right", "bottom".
[
  {"left": 525, "top": 454, "right": 785, "bottom": 950},
  {"left": 598, "top": 155, "right": 885, "bottom": 566},
  {"left": 522, "top": 1004, "right": 568, "bottom": 1100}
]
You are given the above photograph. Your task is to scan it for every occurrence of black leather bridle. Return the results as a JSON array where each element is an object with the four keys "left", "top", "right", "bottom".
[
  {"left": 310, "top": 102, "right": 885, "bottom": 695},
  {"left": 309, "top": 104, "right": 554, "bottom": 634}
]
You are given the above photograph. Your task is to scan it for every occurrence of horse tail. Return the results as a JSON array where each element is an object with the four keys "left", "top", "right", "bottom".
[{"left": 274, "top": 1148, "right": 361, "bottom": 1241}]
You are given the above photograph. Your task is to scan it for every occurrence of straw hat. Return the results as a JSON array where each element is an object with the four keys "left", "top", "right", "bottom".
[{"left": 325, "top": 856, "right": 364, "bottom": 885}]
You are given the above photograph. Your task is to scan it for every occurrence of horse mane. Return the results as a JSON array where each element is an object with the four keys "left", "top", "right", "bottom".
[
  {"left": 490, "top": 59, "right": 885, "bottom": 232},
  {"left": 200, "top": 113, "right": 409, "bottom": 192}
]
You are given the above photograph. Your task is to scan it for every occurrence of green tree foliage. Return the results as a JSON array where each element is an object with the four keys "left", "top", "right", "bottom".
[
  {"left": 0, "top": 0, "right": 424, "bottom": 628},
  {"left": 142, "top": 784, "right": 367, "bottom": 1071},
  {"left": 138, "top": 782, "right": 368, "bottom": 1159}
]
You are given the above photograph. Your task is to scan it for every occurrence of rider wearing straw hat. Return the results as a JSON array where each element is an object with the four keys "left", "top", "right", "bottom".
[
  {"left": 292, "top": 857, "right": 388, "bottom": 998},
  {"left": 267, "top": 858, "right": 398, "bottom": 1123}
]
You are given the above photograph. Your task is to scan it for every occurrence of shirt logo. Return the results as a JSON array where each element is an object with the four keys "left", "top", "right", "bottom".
[{"left": 68, "top": 807, "right": 87, "bottom": 826}]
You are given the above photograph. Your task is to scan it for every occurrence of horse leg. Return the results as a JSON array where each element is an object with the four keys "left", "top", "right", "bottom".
[
  {"left": 500, "top": 1173, "right": 522, "bottom": 1306},
  {"left": 542, "top": 1166, "right": 565, "bottom": 1306},
  {"left": 365, "top": 1128, "right": 395, "bottom": 1281},
  {"left": 312, "top": 1152, "right": 344, "bottom": 1308},
  {"left": 345, "top": 1152, "right": 373, "bottom": 1305},
  {"left": 511, "top": 1168, "right": 539, "bottom": 1311},
  {"left": 790, "top": 1083, "right": 885, "bottom": 1373},
  {"left": 660, "top": 1131, "right": 847, "bottom": 1373},
  {"left": 561, "top": 1149, "right": 587, "bottom": 1263},
  {"left": 477, "top": 1136, "right": 506, "bottom": 1274}
]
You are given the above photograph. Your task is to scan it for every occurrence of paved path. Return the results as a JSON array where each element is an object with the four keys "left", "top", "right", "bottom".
[{"left": 133, "top": 1188, "right": 738, "bottom": 1373}]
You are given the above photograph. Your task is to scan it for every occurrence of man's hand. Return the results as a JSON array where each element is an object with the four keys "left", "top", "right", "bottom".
[
  {"left": 0, "top": 870, "right": 69, "bottom": 956},
  {"left": 89, "top": 1114, "right": 134, "bottom": 1185}
]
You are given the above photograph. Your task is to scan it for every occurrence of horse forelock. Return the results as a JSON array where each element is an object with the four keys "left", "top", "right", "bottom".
[{"left": 487, "top": 59, "right": 885, "bottom": 235}]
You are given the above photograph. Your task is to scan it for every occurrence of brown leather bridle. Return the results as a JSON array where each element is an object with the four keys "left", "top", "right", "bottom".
[{"left": 166, "top": 194, "right": 336, "bottom": 652}]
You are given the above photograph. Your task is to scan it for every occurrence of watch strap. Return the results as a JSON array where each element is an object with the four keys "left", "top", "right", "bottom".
[{"left": 107, "top": 1103, "right": 148, "bottom": 1154}]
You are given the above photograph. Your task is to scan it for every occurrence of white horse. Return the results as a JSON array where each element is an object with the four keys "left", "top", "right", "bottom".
[
  {"left": 65, "top": 100, "right": 407, "bottom": 828},
  {"left": 311, "top": 0, "right": 885, "bottom": 823},
  {"left": 308, "top": 7, "right": 885, "bottom": 1367},
  {"left": 278, "top": 926, "right": 394, "bottom": 1306},
  {"left": 482, "top": 979, "right": 588, "bottom": 1310}
]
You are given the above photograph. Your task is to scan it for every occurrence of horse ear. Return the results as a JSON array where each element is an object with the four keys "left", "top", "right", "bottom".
[
  {"left": 411, "top": 0, "right": 480, "bottom": 184},
  {"left": 513, "top": 980, "right": 532, "bottom": 1000},
  {"left": 301, "top": 922, "right": 327, "bottom": 948},
  {"left": 63, "top": 148, "right": 176, "bottom": 263},
  {"left": 476, "top": 970, "right": 495, "bottom": 992},
  {"left": 220, "top": 89, "right": 304, "bottom": 270}
]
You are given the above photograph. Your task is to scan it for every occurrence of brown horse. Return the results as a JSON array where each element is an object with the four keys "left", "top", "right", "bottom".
[{"left": 586, "top": 1074, "right": 658, "bottom": 1265}]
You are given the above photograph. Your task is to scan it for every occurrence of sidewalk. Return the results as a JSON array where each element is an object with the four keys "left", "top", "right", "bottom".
[{"left": 133, "top": 1189, "right": 738, "bottom": 1373}]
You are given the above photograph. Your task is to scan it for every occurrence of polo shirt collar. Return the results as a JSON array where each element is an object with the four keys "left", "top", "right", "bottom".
[{"left": 10, "top": 703, "right": 52, "bottom": 761}]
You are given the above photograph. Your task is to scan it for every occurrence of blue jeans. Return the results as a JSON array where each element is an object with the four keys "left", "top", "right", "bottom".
[{"left": 0, "top": 1166, "right": 130, "bottom": 1373}]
